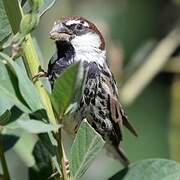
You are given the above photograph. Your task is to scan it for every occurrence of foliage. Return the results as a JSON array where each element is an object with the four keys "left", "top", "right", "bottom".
[
  {"left": 0, "top": 0, "right": 11, "bottom": 50},
  {"left": 109, "top": 159, "right": 180, "bottom": 180},
  {"left": 70, "top": 120, "right": 105, "bottom": 180},
  {"left": 0, "top": 0, "right": 180, "bottom": 180},
  {"left": 0, "top": 1, "right": 104, "bottom": 180},
  {"left": 51, "top": 62, "right": 84, "bottom": 116}
]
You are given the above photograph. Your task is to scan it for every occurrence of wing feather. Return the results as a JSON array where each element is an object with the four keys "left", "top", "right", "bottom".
[
  {"left": 80, "top": 62, "right": 137, "bottom": 166},
  {"left": 103, "top": 65, "right": 138, "bottom": 137}
]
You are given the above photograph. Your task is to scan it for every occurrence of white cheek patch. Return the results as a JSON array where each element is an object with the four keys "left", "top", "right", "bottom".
[
  {"left": 65, "top": 19, "right": 89, "bottom": 27},
  {"left": 71, "top": 33, "right": 101, "bottom": 50},
  {"left": 66, "top": 20, "right": 81, "bottom": 26}
]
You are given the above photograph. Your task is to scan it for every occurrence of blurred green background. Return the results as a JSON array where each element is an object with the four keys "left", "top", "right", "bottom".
[{"left": 3, "top": 0, "right": 180, "bottom": 179}]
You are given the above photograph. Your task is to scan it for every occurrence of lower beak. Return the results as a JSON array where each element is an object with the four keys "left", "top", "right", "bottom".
[
  {"left": 49, "top": 23, "right": 73, "bottom": 41},
  {"left": 49, "top": 31, "right": 72, "bottom": 41}
]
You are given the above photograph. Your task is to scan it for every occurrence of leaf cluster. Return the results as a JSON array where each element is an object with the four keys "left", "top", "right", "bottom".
[{"left": 0, "top": 1, "right": 180, "bottom": 180}]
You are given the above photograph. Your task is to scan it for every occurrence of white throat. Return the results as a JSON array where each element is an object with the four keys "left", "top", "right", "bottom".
[{"left": 71, "top": 32, "right": 106, "bottom": 66}]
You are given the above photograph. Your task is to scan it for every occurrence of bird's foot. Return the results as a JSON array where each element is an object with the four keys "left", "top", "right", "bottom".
[
  {"left": 48, "top": 160, "right": 70, "bottom": 179},
  {"left": 65, "top": 159, "right": 70, "bottom": 175},
  {"left": 32, "top": 69, "right": 48, "bottom": 81},
  {"left": 48, "top": 171, "right": 59, "bottom": 179},
  {"left": 33, "top": 71, "right": 47, "bottom": 79}
]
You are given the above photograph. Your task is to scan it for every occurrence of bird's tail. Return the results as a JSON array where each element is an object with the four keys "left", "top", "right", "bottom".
[{"left": 106, "top": 144, "right": 130, "bottom": 166}]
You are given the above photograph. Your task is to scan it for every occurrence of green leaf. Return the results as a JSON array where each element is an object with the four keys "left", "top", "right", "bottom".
[
  {"left": 0, "top": 0, "right": 11, "bottom": 44},
  {"left": 0, "top": 110, "right": 11, "bottom": 126},
  {"left": 0, "top": 85, "right": 30, "bottom": 114},
  {"left": 51, "top": 62, "right": 83, "bottom": 115},
  {"left": 0, "top": 85, "right": 30, "bottom": 113},
  {"left": 39, "top": 0, "right": 55, "bottom": 16},
  {"left": 21, "top": 0, "right": 27, "bottom": 6},
  {"left": 13, "top": 131, "right": 37, "bottom": 166},
  {"left": 28, "top": 0, "right": 44, "bottom": 11},
  {"left": 29, "top": 140, "right": 52, "bottom": 180},
  {"left": 109, "top": 159, "right": 180, "bottom": 180},
  {"left": 38, "top": 133, "right": 56, "bottom": 156},
  {"left": 0, "top": 60, "right": 31, "bottom": 112},
  {"left": 20, "top": 13, "right": 39, "bottom": 35},
  {"left": 70, "top": 120, "right": 105, "bottom": 180},
  {"left": 23, "top": 0, "right": 56, "bottom": 16},
  {"left": 9, "top": 119, "right": 61, "bottom": 133},
  {"left": 0, "top": 52, "right": 44, "bottom": 112},
  {"left": 0, "top": 97, "right": 13, "bottom": 115},
  {"left": 51, "top": 155, "right": 61, "bottom": 174},
  {"left": 1, "top": 134, "right": 19, "bottom": 152}
]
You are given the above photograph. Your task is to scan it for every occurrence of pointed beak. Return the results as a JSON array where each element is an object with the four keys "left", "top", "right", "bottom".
[{"left": 49, "top": 22, "right": 73, "bottom": 41}]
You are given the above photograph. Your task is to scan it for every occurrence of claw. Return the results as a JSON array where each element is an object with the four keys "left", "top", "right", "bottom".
[
  {"left": 48, "top": 160, "right": 70, "bottom": 179},
  {"left": 32, "top": 71, "right": 48, "bottom": 80},
  {"left": 65, "top": 160, "right": 70, "bottom": 175},
  {"left": 48, "top": 171, "right": 59, "bottom": 179}
]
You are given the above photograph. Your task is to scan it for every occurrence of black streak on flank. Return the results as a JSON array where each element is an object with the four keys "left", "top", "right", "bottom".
[
  {"left": 85, "top": 97, "right": 90, "bottom": 105},
  {"left": 115, "top": 107, "right": 119, "bottom": 119}
]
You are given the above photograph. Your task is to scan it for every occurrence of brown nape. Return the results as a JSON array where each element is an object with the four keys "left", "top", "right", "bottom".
[
  {"left": 57, "top": 16, "right": 105, "bottom": 50},
  {"left": 87, "top": 19, "right": 105, "bottom": 50}
]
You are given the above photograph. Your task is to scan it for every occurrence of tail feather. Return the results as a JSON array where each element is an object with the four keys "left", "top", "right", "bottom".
[
  {"left": 123, "top": 116, "right": 138, "bottom": 137},
  {"left": 115, "top": 146, "right": 130, "bottom": 166},
  {"left": 106, "top": 144, "right": 130, "bottom": 167}
]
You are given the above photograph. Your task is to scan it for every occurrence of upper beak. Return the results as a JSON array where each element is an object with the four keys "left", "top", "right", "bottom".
[{"left": 49, "top": 22, "right": 73, "bottom": 41}]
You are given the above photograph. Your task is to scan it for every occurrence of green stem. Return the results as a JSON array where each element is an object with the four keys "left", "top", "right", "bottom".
[
  {"left": 22, "top": 35, "right": 57, "bottom": 124},
  {"left": 56, "top": 118, "right": 69, "bottom": 180},
  {"left": 2, "top": 0, "right": 56, "bottom": 125},
  {"left": 3, "top": 1, "right": 68, "bottom": 179},
  {"left": 0, "top": 135, "right": 11, "bottom": 180}
]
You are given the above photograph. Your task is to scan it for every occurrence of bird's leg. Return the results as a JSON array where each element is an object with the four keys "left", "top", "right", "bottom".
[
  {"left": 32, "top": 66, "right": 48, "bottom": 80},
  {"left": 48, "top": 159, "right": 70, "bottom": 179},
  {"left": 32, "top": 71, "right": 48, "bottom": 79},
  {"left": 64, "top": 159, "right": 70, "bottom": 175},
  {"left": 63, "top": 147, "right": 70, "bottom": 176},
  {"left": 48, "top": 171, "right": 59, "bottom": 179}
]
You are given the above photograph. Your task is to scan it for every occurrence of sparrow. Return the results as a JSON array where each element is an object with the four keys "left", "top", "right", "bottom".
[{"left": 48, "top": 16, "right": 137, "bottom": 166}]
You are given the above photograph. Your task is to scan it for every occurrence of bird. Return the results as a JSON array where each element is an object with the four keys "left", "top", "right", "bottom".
[{"left": 47, "top": 16, "right": 137, "bottom": 166}]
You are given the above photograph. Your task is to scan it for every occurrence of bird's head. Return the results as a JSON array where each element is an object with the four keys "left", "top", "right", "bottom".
[{"left": 49, "top": 16, "right": 105, "bottom": 55}]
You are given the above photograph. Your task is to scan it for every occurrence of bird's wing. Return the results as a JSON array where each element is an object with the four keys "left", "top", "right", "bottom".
[
  {"left": 80, "top": 62, "right": 137, "bottom": 165},
  {"left": 47, "top": 53, "right": 72, "bottom": 87},
  {"left": 100, "top": 63, "right": 138, "bottom": 138},
  {"left": 82, "top": 62, "right": 137, "bottom": 143}
]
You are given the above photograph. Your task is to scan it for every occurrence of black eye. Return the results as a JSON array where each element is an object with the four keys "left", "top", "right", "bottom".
[{"left": 75, "top": 24, "right": 83, "bottom": 30}]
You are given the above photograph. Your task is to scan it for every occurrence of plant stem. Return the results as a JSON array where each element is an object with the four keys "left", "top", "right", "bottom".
[
  {"left": 56, "top": 121, "right": 69, "bottom": 180},
  {"left": 22, "top": 35, "right": 57, "bottom": 124},
  {"left": 2, "top": 0, "right": 56, "bottom": 125},
  {"left": 0, "top": 135, "right": 11, "bottom": 180},
  {"left": 3, "top": 1, "right": 68, "bottom": 179}
]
